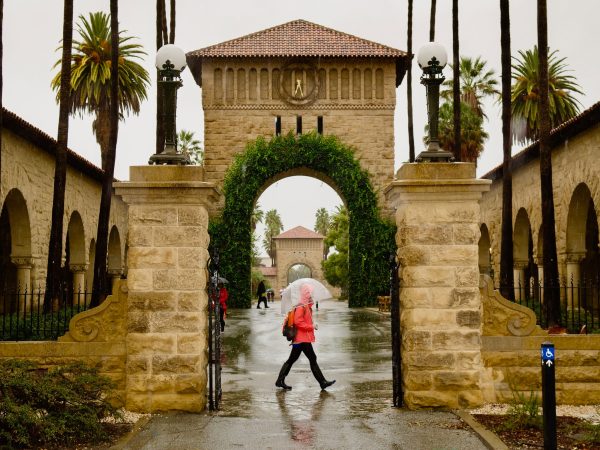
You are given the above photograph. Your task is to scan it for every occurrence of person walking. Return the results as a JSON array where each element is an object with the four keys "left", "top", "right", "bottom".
[
  {"left": 256, "top": 280, "right": 269, "bottom": 309},
  {"left": 218, "top": 282, "right": 228, "bottom": 332},
  {"left": 276, "top": 284, "right": 335, "bottom": 391}
]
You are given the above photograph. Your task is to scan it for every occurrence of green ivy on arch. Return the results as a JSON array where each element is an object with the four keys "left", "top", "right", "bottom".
[{"left": 209, "top": 132, "right": 396, "bottom": 308}]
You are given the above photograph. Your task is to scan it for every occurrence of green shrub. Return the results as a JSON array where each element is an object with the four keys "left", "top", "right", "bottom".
[
  {"left": 502, "top": 389, "right": 542, "bottom": 430},
  {"left": 0, "top": 359, "right": 121, "bottom": 448}
]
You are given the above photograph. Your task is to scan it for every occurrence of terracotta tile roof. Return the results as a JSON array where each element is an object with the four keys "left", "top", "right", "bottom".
[
  {"left": 186, "top": 19, "right": 408, "bottom": 87},
  {"left": 188, "top": 19, "right": 406, "bottom": 59},
  {"left": 481, "top": 100, "right": 600, "bottom": 181},
  {"left": 274, "top": 225, "right": 324, "bottom": 240},
  {"left": 2, "top": 107, "right": 107, "bottom": 182}
]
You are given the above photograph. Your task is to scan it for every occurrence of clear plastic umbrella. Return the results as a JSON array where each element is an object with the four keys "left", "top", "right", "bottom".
[{"left": 280, "top": 278, "right": 332, "bottom": 314}]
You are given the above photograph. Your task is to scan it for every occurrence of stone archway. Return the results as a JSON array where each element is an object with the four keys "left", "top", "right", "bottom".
[
  {"left": 108, "top": 226, "right": 123, "bottom": 291},
  {"left": 513, "top": 208, "right": 533, "bottom": 301},
  {"left": 287, "top": 263, "right": 312, "bottom": 283},
  {"left": 478, "top": 224, "right": 492, "bottom": 278},
  {"left": 210, "top": 133, "right": 395, "bottom": 308},
  {"left": 67, "top": 212, "right": 86, "bottom": 301},
  {"left": 0, "top": 189, "right": 33, "bottom": 296}
]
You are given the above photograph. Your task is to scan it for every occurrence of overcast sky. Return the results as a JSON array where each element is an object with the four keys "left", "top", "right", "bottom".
[{"left": 4, "top": 1, "right": 600, "bottom": 255}]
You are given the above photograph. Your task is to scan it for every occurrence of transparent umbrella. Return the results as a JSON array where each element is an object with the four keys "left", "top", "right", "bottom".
[{"left": 280, "top": 278, "right": 332, "bottom": 314}]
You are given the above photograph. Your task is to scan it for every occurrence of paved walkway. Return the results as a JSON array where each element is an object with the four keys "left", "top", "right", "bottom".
[{"left": 117, "top": 300, "right": 487, "bottom": 449}]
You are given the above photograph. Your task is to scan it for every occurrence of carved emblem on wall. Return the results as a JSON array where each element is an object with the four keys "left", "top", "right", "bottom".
[{"left": 279, "top": 60, "right": 319, "bottom": 106}]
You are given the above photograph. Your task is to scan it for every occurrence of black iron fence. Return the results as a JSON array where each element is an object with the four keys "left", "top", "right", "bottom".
[
  {"left": 496, "top": 277, "right": 600, "bottom": 333},
  {"left": 0, "top": 287, "right": 91, "bottom": 341}
]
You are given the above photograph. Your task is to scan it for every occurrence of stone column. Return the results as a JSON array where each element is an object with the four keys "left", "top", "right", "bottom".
[
  {"left": 107, "top": 268, "right": 123, "bottom": 294},
  {"left": 565, "top": 252, "right": 585, "bottom": 310},
  {"left": 114, "top": 166, "right": 220, "bottom": 413},
  {"left": 534, "top": 257, "right": 544, "bottom": 304},
  {"left": 11, "top": 257, "right": 33, "bottom": 312},
  {"left": 513, "top": 260, "right": 528, "bottom": 302},
  {"left": 385, "top": 163, "right": 490, "bottom": 409},
  {"left": 70, "top": 264, "right": 87, "bottom": 307}
]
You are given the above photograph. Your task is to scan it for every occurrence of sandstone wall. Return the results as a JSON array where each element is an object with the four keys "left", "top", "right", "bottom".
[
  {"left": 201, "top": 58, "right": 397, "bottom": 211},
  {"left": 1, "top": 126, "right": 128, "bottom": 285},
  {"left": 480, "top": 122, "right": 600, "bottom": 280}
]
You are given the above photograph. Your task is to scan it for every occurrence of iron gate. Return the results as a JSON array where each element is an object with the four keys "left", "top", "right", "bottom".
[
  {"left": 207, "top": 251, "right": 222, "bottom": 411},
  {"left": 390, "top": 252, "right": 402, "bottom": 407}
]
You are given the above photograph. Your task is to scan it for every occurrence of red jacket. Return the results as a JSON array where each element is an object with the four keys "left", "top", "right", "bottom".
[
  {"left": 219, "top": 287, "right": 228, "bottom": 313},
  {"left": 293, "top": 284, "right": 315, "bottom": 344}
]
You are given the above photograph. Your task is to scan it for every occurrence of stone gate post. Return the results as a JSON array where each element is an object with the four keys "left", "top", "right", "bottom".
[
  {"left": 114, "top": 166, "right": 219, "bottom": 413},
  {"left": 385, "top": 163, "right": 490, "bottom": 409}
]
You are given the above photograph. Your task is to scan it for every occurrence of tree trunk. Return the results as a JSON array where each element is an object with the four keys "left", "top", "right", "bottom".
[
  {"left": 499, "top": 0, "right": 514, "bottom": 301},
  {"left": 452, "top": 0, "right": 461, "bottom": 161},
  {"left": 429, "top": 0, "right": 437, "bottom": 41},
  {"left": 406, "top": 0, "right": 415, "bottom": 162},
  {"left": 91, "top": 0, "right": 119, "bottom": 307},
  {"left": 44, "top": 0, "right": 73, "bottom": 311},
  {"left": 155, "top": 0, "right": 165, "bottom": 155},
  {"left": 0, "top": 0, "right": 3, "bottom": 189},
  {"left": 538, "top": 0, "right": 560, "bottom": 327}
]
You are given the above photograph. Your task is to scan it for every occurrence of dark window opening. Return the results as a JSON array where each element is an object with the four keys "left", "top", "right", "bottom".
[
  {"left": 275, "top": 116, "right": 281, "bottom": 136},
  {"left": 317, "top": 116, "right": 323, "bottom": 135},
  {"left": 296, "top": 116, "right": 302, "bottom": 135}
]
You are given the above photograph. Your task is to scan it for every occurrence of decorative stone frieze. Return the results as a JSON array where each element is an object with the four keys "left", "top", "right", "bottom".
[{"left": 385, "top": 162, "right": 490, "bottom": 409}]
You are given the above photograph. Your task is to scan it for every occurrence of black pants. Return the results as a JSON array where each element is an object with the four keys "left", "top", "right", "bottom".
[
  {"left": 257, "top": 296, "right": 268, "bottom": 308},
  {"left": 284, "top": 343, "right": 326, "bottom": 384},
  {"left": 219, "top": 308, "right": 225, "bottom": 332}
]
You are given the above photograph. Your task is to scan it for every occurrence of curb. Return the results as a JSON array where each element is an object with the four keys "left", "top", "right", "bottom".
[
  {"left": 454, "top": 410, "right": 509, "bottom": 450},
  {"left": 109, "top": 415, "right": 152, "bottom": 449}
]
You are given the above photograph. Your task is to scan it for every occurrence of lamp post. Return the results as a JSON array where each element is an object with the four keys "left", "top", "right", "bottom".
[
  {"left": 416, "top": 42, "right": 454, "bottom": 162},
  {"left": 149, "top": 44, "right": 190, "bottom": 165}
]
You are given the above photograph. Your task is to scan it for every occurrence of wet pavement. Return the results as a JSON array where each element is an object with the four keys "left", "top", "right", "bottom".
[{"left": 117, "top": 300, "right": 487, "bottom": 449}]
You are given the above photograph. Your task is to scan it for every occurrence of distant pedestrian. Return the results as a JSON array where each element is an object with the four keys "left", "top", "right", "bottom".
[
  {"left": 276, "top": 284, "right": 335, "bottom": 391},
  {"left": 218, "top": 282, "right": 228, "bottom": 332},
  {"left": 257, "top": 280, "right": 269, "bottom": 309}
]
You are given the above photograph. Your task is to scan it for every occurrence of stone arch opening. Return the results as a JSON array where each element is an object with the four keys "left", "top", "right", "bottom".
[
  {"left": 210, "top": 133, "right": 394, "bottom": 308},
  {"left": 566, "top": 183, "right": 593, "bottom": 256},
  {"left": 478, "top": 223, "right": 492, "bottom": 278},
  {"left": 108, "top": 226, "right": 123, "bottom": 292},
  {"left": 513, "top": 208, "right": 535, "bottom": 300},
  {"left": 66, "top": 211, "right": 86, "bottom": 301},
  {"left": 0, "top": 189, "right": 32, "bottom": 297},
  {"left": 287, "top": 263, "right": 313, "bottom": 284}
]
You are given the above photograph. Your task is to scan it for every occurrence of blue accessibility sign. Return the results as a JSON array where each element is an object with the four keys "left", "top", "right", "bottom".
[{"left": 541, "top": 343, "right": 555, "bottom": 362}]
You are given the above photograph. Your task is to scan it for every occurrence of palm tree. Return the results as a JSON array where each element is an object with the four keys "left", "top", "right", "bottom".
[
  {"left": 511, "top": 46, "right": 582, "bottom": 145},
  {"left": 89, "top": 0, "right": 121, "bottom": 306},
  {"left": 406, "top": 0, "right": 415, "bottom": 162},
  {"left": 51, "top": 12, "right": 149, "bottom": 171},
  {"left": 537, "top": 0, "right": 561, "bottom": 327},
  {"left": 451, "top": 0, "right": 461, "bottom": 161},
  {"left": 499, "top": 0, "right": 515, "bottom": 301},
  {"left": 429, "top": 0, "right": 437, "bottom": 41},
  {"left": 314, "top": 208, "right": 330, "bottom": 259},
  {"left": 178, "top": 129, "right": 203, "bottom": 165},
  {"left": 263, "top": 209, "right": 283, "bottom": 266},
  {"left": 45, "top": 0, "right": 73, "bottom": 310},
  {"left": 251, "top": 203, "right": 263, "bottom": 231},
  {"left": 51, "top": 11, "right": 149, "bottom": 306},
  {"left": 441, "top": 56, "right": 500, "bottom": 119},
  {"left": 434, "top": 101, "right": 488, "bottom": 163}
]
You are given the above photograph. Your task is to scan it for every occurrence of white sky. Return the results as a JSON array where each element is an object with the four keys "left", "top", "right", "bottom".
[{"left": 5, "top": 1, "right": 600, "bottom": 255}]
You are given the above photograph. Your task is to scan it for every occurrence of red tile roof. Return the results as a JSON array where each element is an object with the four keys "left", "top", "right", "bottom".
[
  {"left": 274, "top": 226, "right": 324, "bottom": 240},
  {"left": 186, "top": 19, "right": 408, "bottom": 87}
]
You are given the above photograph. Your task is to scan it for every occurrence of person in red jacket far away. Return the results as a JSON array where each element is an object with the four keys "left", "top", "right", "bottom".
[
  {"left": 218, "top": 283, "right": 228, "bottom": 332},
  {"left": 275, "top": 283, "right": 335, "bottom": 391}
]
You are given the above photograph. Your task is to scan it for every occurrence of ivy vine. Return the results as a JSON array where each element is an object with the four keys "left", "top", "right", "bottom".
[{"left": 209, "top": 132, "right": 396, "bottom": 308}]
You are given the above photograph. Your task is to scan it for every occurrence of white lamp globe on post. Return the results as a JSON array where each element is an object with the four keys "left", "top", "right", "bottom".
[
  {"left": 149, "top": 44, "right": 190, "bottom": 165},
  {"left": 415, "top": 42, "right": 454, "bottom": 162}
]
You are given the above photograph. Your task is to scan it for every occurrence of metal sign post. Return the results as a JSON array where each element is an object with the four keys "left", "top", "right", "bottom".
[{"left": 541, "top": 341, "right": 557, "bottom": 450}]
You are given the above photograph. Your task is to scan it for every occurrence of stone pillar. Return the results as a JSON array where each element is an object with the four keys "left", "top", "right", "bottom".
[
  {"left": 107, "top": 268, "right": 123, "bottom": 294},
  {"left": 534, "top": 258, "right": 544, "bottom": 304},
  {"left": 385, "top": 163, "right": 490, "bottom": 409},
  {"left": 114, "top": 166, "right": 220, "bottom": 413},
  {"left": 565, "top": 252, "right": 585, "bottom": 310},
  {"left": 11, "top": 257, "right": 33, "bottom": 312},
  {"left": 70, "top": 264, "right": 87, "bottom": 307},
  {"left": 513, "top": 260, "right": 528, "bottom": 302}
]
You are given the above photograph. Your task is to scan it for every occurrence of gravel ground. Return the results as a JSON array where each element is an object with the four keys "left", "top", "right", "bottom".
[{"left": 469, "top": 403, "right": 600, "bottom": 424}]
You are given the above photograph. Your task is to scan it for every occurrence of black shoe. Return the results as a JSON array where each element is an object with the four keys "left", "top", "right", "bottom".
[
  {"left": 276, "top": 379, "right": 292, "bottom": 390},
  {"left": 320, "top": 380, "right": 336, "bottom": 390},
  {"left": 265, "top": 306, "right": 270, "bottom": 308}
]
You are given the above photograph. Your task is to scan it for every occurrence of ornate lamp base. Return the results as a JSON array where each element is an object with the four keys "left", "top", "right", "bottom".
[{"left": 148, "top": 152, "right": 190, "bottom": 165}]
